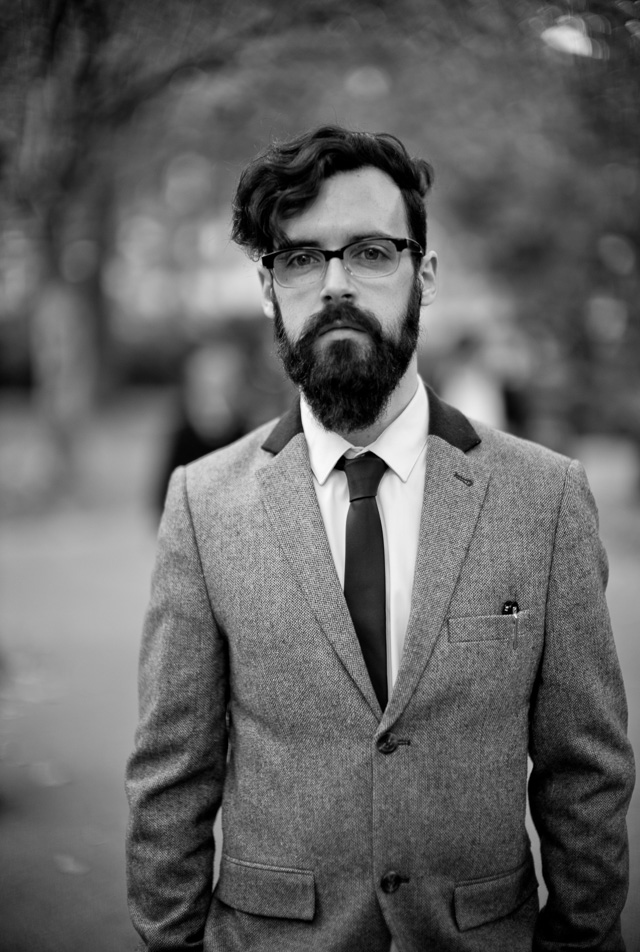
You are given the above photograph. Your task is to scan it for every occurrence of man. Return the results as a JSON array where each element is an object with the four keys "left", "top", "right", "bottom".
[{"left": 126, "top": 126, "right": 634, "bottom": 951}]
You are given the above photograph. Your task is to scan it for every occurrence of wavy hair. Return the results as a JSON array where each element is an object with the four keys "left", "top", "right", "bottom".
[{"left": 231, "top": 125, "right": 434, "bottom": 258}]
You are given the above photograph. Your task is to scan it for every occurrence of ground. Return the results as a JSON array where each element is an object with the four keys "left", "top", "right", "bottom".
[{"left": 0, "top": 392, "right": 638, "bottom": 951}]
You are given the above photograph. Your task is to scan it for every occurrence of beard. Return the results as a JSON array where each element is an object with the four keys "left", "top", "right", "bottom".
[{"left": 273, "top": 278, "right": 422, "bottom": 434}]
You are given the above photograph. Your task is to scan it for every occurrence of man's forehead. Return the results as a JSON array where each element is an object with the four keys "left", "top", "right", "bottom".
[{"left": 282, "top": 166, "right": 407, "bottom": 246}]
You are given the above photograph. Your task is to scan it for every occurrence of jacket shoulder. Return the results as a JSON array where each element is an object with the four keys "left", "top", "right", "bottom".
[
  {"left": 186, "top": 419, "right": 277, "bottom": 479},
  {"left": 174, "top": 417, "right": 288, "bottom": 518},
  {"left": 472, "top": 421, "right": 573, "bottom": 478}
]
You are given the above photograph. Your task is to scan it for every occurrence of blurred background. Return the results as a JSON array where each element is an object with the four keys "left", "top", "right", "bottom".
[{"left": 0, "top": 1, "right": 638, "bottom": 949}]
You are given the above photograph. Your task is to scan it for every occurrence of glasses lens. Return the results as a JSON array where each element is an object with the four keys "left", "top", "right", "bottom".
[
  {"left": 274, "top": 248, "right": 325, "bottom": 287},
  {"left": 346, "top": 239, "right": 399, "bottom": 277}
]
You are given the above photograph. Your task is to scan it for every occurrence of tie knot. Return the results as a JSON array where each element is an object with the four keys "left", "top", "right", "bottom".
[{"left": 339, "top": 452, "right": 387, "bottom": 501}]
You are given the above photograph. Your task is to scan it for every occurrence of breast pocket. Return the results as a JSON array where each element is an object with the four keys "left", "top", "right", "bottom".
[{"left": 448, "top": 612, "right": 530, "bottom": 645}]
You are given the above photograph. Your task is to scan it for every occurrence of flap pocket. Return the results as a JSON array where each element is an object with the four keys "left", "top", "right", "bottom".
[
  {"left": 214, "top": 854, "right": 315, "bottom": 921},
  {"left": 448, "top": 612, "right": 528, "bottom": 644},
  {"left": 454, "top": 856, "right": 538, "bottom": 931}
]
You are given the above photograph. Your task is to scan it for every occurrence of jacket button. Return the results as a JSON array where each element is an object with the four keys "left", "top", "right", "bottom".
[
  {"left": 376, "top": 732, "right": 399, "bottom": 754},
  {"left": 380, "top": 871, "right": 406, "bottom": 893}
]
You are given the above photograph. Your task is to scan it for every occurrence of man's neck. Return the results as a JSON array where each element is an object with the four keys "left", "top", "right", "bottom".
[{"left": 335, "top": 360, "right": 419, "bottom": 447}]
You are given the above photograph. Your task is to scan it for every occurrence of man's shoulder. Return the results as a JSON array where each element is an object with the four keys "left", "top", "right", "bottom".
[
  {"left": 165, "top": 417, "right": 286, "bottom": 523},
  {"left": 471, "top": 419, "right": 574, "bottom": 481},
  {"left": 185, "top": 417, "right": 280, "bottom": 485}
]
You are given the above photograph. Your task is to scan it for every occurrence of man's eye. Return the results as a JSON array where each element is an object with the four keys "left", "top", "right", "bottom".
[
  {"left": 284, "top": 251, "right": 317, "bottom": 270},
  {"left": 355, "top": 243, "right": 392, "bottom": 261}
]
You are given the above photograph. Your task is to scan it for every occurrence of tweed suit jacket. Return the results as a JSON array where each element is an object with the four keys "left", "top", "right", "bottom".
[{"left": 126, "top": 388, "right": 634, "bottom": 952}]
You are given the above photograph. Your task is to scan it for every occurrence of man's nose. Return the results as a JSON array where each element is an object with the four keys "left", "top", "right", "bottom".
[{"left": 320, "top": 256, "right": 356, "bottom": 304}]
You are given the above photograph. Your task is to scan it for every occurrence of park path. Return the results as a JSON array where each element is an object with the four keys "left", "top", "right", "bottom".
[
  {"left": 0, "top": 507, "right": 154, "bottom": 952},
  {"left": 0, "top": 401, "right": 638, "bottom": 951}
]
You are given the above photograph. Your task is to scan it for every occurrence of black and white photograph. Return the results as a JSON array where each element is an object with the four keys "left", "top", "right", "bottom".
[{"left": 0, "top": 2, "right": 638, "bottom": 950}]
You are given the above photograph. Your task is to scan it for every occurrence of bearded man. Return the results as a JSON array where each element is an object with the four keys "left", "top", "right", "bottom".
[{"left": 126, "top": 126, "right": 634, "bottom": 952}]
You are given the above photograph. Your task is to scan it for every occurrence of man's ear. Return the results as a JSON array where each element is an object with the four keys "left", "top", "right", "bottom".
[
  {"left": 258, "top": 267, "right": 276, "bottom": 319},
  {"left": 418, "top": 250, "right": 438, "bottom": 306}
]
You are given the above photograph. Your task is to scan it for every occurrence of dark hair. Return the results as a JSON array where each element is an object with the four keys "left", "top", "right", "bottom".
[{"left": 231, "top": 125, "right": 434, "bottom": 258}]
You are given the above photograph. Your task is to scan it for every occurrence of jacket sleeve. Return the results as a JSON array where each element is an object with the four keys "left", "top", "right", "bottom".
[
  {"left": 529, "top": 460, "right": 635, "bottom": 950},
  {"left": 126, "top": 466, "right": 228, "bottom": 951}
]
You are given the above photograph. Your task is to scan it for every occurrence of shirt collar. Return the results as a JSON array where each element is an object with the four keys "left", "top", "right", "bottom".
[{"left": 301, "top": 378, "right": 429, "bottom": 485}]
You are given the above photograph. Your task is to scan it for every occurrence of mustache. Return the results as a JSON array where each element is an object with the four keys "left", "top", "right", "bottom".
[{"left": 297, "top": 303, "right": 383, "bottom": 348}]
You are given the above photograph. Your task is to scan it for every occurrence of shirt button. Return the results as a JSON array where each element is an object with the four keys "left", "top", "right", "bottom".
[
  {"left": 380, "top": 871, "right": 406, "bottom": 893},
  {"left": 376, "top": 732, "right": 399, "bottom": 754}
]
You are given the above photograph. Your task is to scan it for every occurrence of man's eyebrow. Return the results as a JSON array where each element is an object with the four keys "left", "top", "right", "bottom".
[{"left": 277, "top": 232, "right": 395, "bottom": 249}]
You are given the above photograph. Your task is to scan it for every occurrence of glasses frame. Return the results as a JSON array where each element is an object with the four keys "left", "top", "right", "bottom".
[{"left": 261, "top": 236, "right": 424, "bottom": 288}]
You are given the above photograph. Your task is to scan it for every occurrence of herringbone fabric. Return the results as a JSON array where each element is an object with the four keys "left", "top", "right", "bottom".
[{"left": 126, "top": 388, "right": 634, "bottom": 952}]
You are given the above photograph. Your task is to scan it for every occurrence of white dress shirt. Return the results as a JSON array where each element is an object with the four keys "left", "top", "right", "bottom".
[{"left": 300, "top": 378, "right": 429, "bottom": 695}]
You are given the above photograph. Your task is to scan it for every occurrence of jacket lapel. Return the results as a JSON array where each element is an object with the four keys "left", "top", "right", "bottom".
[
  {"left": 382, "top": 430, "right": 490, "bottom": 726},
  {"left": 258, "top": 411, "right": 382, "bottom": 718}
]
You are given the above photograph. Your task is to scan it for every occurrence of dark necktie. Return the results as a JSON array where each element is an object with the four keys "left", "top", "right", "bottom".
[{"left": 340, "top": 452, "right": 388, "bottom": 710}]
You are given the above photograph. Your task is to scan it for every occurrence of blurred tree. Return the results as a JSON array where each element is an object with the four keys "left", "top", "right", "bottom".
[
  {"left": 0, "top": 0, "right": 369, "bottom": 482},
  {"left": 460, "top": 1, "right": 640, "bottom": 444}
]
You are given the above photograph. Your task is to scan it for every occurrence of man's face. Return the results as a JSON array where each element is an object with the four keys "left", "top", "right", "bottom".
[{"left": 259, "top": 166, "right": 437, "bottom": 432}]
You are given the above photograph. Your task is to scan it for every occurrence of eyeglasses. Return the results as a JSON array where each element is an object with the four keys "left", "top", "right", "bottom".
[{"left": 261, "top": 236, "right": 424, "bottom": 288}]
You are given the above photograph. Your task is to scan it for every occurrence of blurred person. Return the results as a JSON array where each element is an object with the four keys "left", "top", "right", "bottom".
[
  {"left": 155, "top": 341, "right": 248, "bottom": 515},
  {"left": 126, "top": 126, "right": 634, "bottom": 952},
  {"left": 439, "top": 331, "right": 507, "bottom": 430},
  {"left": 495, "top": 327, "right": 535, "bottom": 439}
]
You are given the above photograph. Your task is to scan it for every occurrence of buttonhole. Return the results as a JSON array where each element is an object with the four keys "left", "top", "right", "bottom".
[
  {"left": 454, "top": 472, "right": 474, "bottom": 487},
  {"left": 397, "top": 739, "right": 411, "bottom": 746}
]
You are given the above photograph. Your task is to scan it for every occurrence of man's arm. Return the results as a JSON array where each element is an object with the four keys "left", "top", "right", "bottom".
[
  {"left": 529, "top": 460, "right": 635, "bottom": 950},
  {"left": 126, "top": 466, "right": 228, "bottom": 951}
]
